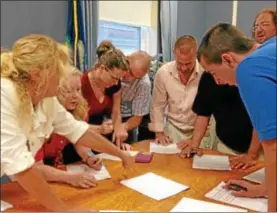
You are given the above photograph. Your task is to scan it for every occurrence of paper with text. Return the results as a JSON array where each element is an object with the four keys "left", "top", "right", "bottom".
[
  {"left": 170, "top": 197, "right": 247, "bottom": 212},
  {"left": 97, "top": 151, "right": 139, "bottom": 161},
  {"left": 66, "top": 164, "right": 111, "bottom": 181},
  {"left": 193, "top": 155, "right": 231, "bottom": 171},
  {"left": 205, "top": 182, "right": 268, "bottom": 212},
  {"left": 1, "top": 200, "right": 13, "bottom": 212},
  {"left": 100, "top": 211, "right": 136, "bottom": 212},
  {"left": 243, "top": 168, "right": 264, "bottom": 184},
  {"left": 150, "top": 142, "right": 180, "bottom": 154},
  {"left": 120, "top": 172, "right": 189, "bottom": 201}
]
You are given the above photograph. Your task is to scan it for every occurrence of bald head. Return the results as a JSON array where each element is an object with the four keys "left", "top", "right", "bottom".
[{"left": 125, "top": 51, "right": 152, "bottom": 81}]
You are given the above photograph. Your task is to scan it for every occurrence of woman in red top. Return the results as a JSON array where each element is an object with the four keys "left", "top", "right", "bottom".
[
  {"left": 35, "top": 67, "right": 105, "bottom": 189},
  {"left": 81, "top": 42, "right": 131, "bottom": 150}
]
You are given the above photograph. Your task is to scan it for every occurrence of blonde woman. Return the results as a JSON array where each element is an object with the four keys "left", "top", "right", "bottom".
[
  {"left": 1, "top": 34, "right": 133, "bottom": 212},
  {"left": 35, "top": 67, "right": 107, "bottom": 189}
]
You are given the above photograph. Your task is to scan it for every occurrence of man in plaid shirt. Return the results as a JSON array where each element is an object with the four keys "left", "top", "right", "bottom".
[{"left": 120, "top": 51, "right": 152, "bottom": 144}]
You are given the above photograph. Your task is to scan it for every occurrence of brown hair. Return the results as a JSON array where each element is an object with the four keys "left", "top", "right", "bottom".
[
  {"left": 174, "top": 35, "right": 197, "bottom": 54},
  {"left": 96, "top": 40, "right": 116, "bottom": 59},
  {"left": 95, "top": 48, "right": 129, "bottom": 72},
  {"left": 1, "top": 34, "right": 71, "bottom": 131},
  {"left": 252, "top": 8, "right": 277, "bottom": 37},
  {"left": 197, "top": 23, "right": 255, "bottom": 64}
]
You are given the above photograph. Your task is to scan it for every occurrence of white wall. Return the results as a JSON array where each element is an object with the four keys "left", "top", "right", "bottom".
[{"left": 99, "top": 1, "right": 153, "bottom": 27}]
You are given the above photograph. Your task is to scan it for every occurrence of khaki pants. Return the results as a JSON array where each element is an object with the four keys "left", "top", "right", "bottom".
[
  {"left": 164, "top": 116, "right": 217, "bottom": 150},
  {"left": 216, "top": 138, "right": 264, "bottom": 161}
]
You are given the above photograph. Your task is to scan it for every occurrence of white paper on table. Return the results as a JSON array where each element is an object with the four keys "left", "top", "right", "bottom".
[
  {"left": 120, "top": 172, "right": 189, "bottom": 201},
  {"left": 97, "top": 151, "right": 139, "bottom": 161},
  {"left": 150, "top": 142, "right": 180, "bottom": 154},
  {"left": 243, "top": 168, "right": 264, "bottom": 184},
  {"left": 192, "top": 155, "right": 231, "bottom": 171},
  {"left": 66, "top": 164, "right": 111, "bottom": 181},
  {"left": 205, "top": 182, "right": 268, "bottom": 212},
  {"left": 170, "top": 197, "right": 247, "bottom": 212},
  {"left": 1, "top": 200, "right": 13, "bottom": 211},
  {"left": 100, "top": 211, "right": 136, "bottom": 212}
]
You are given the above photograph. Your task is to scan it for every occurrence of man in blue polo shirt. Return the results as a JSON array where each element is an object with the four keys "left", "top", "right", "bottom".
[{"left": 197, "top": 23, "right": 276, "bottom": 212}]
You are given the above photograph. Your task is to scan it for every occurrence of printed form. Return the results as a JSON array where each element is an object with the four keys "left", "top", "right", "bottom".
[{"left": 205, "top": 182, "right": 268, "bottom": 212}]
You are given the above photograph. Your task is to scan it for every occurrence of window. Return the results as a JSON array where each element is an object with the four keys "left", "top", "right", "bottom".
[
  {"left": 98, "top": 20, "right": 141, "bottom": 55},
  {"left": 98, "top": 1, "right": 158, "bottom": 56}
]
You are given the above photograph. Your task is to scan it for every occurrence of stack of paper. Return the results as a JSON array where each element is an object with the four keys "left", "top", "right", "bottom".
[
  {"left": 193, "top": 155, "right": 231, "bottom": 171},
  {"left": 150, "top": 142, "right": 180, "bottom": 154},
  {"left": 1, "top": 200, "right": 13, "bottom": 211},
  {"left": 243, "top": 168, "right": 264, "bottom": 184},
  {"left": 205, "top": 182, "right": 268, "bottom": 212},
  {"left": 66, "top": 164, "right": 111, "bottom": 181},
  {"left": 170, "top": 197, "right": 247, "bottom": 212},
  {"left": 120, "top": 172, "right": 189, "bottom": 201},
  {"left": 97, "top": 151, "right": 139, "bottom": 161}
]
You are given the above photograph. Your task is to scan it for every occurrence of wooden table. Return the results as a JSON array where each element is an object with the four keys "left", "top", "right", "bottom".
[{"left": 1, "top": 140, "right": 264, "bottom": 212}]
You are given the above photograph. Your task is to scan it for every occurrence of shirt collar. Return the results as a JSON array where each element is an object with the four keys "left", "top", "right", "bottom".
[
  {"left": 260, "top": 36, "right": 276, "bottom": 48},
  {"left": 32, "top": 101, "right": 48, "bottom": 130},
  {"left": 170, "top": 60, "right": 201, "bottom": 81}
]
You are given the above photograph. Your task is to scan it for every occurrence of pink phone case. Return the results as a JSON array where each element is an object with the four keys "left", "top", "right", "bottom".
[{"left": 135, "top": 152, "right": 153, "bottom": 163}]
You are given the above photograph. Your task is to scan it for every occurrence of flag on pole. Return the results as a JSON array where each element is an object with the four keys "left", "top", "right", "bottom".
[{"left": 65, "top": 0, "right": 88, "bottom": 72}]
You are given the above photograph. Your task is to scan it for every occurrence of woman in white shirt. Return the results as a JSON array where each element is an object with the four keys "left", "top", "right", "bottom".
[{"left": 1, "top": 34, "right": 132, "bottom": 212}]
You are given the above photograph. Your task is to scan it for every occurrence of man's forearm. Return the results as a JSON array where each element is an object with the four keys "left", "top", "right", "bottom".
[
  {"left": 192, "top": 116, "right": 210, "bottom": 147},
  {"left": 262, "top": 139, "right": 276, "bottom": 212},
  {"left": 149, "top": 110, "right": 165, "bottom": 133},
  {"left": 35, "top": 163, "right": 71, "bottom": 185},
  {"left": 77, "top": 128, "right": 125, "bottom": 159},
  {"left": 14, "top": 166, "right": 68, "bottom": 211},
  {"left": 247, "top": 130, "right": 262, "bottom": 158},
  {"left": 124, "top": 116, "right": 142, "bottom": 131}
]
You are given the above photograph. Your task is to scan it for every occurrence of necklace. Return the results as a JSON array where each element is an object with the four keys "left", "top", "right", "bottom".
[{"left": 88, "top": 71, "right": 105, "bottom": 103}]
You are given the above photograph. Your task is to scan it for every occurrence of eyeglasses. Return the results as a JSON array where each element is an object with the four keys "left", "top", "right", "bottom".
[
  {"left": 105, "top": 67, "right": 121, "bottom": 81},
  {"left": 252, "top": 22, "right": 272, "bottom": 32}
]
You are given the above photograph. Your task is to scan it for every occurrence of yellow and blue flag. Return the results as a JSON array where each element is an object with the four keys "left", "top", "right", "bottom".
[{"left": 65, "top": 0, "right": 88, "bottom": 72}]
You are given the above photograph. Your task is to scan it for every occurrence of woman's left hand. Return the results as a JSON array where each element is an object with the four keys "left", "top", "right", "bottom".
[{"left": 112, "top": 123, "right": 128, "bottom": 148}]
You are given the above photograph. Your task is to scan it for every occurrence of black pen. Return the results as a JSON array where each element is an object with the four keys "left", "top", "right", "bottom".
[{"left": 229, "top": 183, "right": 248, "bottom": 191}]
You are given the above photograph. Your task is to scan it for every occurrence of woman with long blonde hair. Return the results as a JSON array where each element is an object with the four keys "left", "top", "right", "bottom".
[
  {"left": 34, "top": 66, "right": 106, "bottom": 189},
  {"left": 1, "top": 34, "right": 133, "bottom": 211}
]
